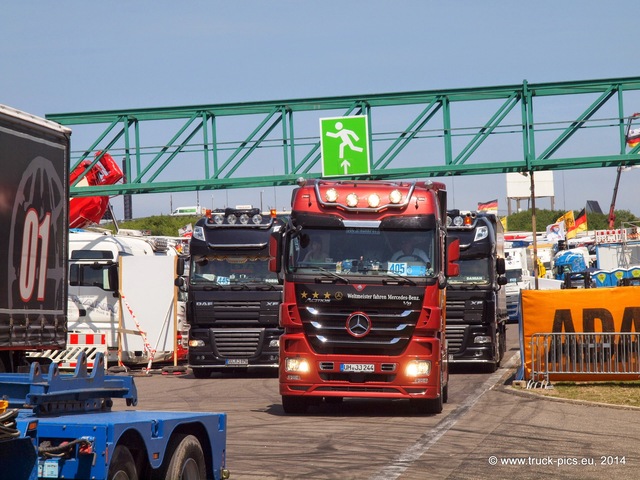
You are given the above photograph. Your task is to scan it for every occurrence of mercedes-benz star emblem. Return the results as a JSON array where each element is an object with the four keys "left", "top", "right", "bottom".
[{"left": 346, "top": 312, "right": 372, "bottom": 338}]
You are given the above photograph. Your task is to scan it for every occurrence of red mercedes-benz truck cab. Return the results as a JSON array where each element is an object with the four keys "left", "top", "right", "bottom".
[{"left": 271, "top": 178, "right": 459, "bottom": 414}]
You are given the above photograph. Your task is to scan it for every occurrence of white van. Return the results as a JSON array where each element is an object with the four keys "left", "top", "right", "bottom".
[{"left": 170, "top": 205, "right": 202, "bottom": 216}]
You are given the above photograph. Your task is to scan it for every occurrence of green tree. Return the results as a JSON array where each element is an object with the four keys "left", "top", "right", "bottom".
[{"left": 503, "top": 209, "right": 639, "bottom": 232}]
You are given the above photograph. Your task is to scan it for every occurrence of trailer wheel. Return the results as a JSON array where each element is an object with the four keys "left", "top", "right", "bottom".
[
  {"left": 108, "top": 445, "right": 138, "bottom": 480},
  {"left": 160, "top": 434, "right": 206, "bottom": 480}
]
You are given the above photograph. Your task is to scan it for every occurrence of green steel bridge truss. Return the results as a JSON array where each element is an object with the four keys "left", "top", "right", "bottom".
[{"left": 46, "top": 77, "right": 640, "bottom": 198}]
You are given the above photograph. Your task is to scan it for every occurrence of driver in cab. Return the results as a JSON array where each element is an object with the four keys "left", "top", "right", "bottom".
[{"left": 391, "top": 237, "right": 429, "bottom": 264}]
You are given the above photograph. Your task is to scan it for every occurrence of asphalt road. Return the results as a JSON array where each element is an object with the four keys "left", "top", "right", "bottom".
[{"left": 124, "top": 325, "right": 640, "bottom": 479}]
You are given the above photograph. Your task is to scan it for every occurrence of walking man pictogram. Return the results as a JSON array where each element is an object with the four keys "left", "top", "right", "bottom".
[{"left": 325, "top": 121, "right": 363, "bottom": 159}]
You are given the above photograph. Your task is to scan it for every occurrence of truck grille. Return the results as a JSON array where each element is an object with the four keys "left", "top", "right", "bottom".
[
  {"left": 446, "top": 325, "right": 466, "bottom": 353},
  {"left": 194, "top": 298, "right": 279, "bottom": 327},
  {"left": 445, "top": 299, "right": 466, "bottom": 324},
  {"left": 210, "top": 328, "right": 262, "bottom": 357},
  {"left": 300, "top": 307, "right": 419, "bottom": 356}
]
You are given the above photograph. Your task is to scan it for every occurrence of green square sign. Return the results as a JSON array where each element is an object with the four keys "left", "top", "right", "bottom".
[{"left": 320, "top": 115, "right": 370, "bottom": 177}]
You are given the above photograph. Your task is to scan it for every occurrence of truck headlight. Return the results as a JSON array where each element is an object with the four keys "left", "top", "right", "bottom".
[
  {"left": 188, "top": 339, "right": 205, "bottom": 347},
  {"left": 193, "top": 226, "right": 205, "bottom": 241},
  {"left": 285, "top": 357, "right": 310, "bottom": 373},
  {"left": 269, "top": 339, "right": 280, "bottom": 348},
  {"left": 406, "top": 360, "right": 431, "bottom": 377}
]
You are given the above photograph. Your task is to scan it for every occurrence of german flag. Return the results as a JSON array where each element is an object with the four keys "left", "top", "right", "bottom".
[
  {"left": 477, "top": 199, "right": 498, "bottom": 213},
  {"left": 566, "top": 208, "right": 587, "bottom": 239},
  {"left": 627, "top": 127, "right": 640, "bottom": 148}
]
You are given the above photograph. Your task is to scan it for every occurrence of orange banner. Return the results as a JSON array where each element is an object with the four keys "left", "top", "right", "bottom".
[{"left": 521, "top": 287, "right": 640, "bottom": 381}]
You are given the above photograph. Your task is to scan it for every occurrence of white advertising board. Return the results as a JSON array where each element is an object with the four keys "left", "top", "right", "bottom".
[{"left": 506, "top": 171, "right": 555, "bottom": 199}]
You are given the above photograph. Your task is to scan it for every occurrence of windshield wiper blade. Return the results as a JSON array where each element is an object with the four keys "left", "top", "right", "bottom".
[
  {"left": 383, "top": 271, "right": 416, "bottom": 286},
  {"left": 314, "top": 267, "right": 349, "bottom": 284}
]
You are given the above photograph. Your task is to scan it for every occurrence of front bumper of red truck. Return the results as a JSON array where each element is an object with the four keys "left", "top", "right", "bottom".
[{"left": 279, "top": 332, "right": 444, "bottom": 399}]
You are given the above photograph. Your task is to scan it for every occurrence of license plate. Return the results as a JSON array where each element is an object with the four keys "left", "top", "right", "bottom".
[
  {"left": 340, "top": 363, "right": 374, "bottom": 373},
  {"left": 226, "top": 358, "right": 249, "bottom": 366}
]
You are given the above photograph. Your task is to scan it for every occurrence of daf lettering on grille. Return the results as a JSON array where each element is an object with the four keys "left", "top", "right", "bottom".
[{"left": 346, "top": 312, "right": 372, "bottom": 338}]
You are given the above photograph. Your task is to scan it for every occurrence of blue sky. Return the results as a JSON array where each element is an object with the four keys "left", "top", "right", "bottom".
[{"left": 2, "top": 1, "right": 639, "bottom": 218}]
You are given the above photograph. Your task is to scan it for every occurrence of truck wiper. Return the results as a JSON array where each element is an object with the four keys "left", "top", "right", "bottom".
[
  {"left": 314, "top": 267, "right": 349, "bottom": 284},
  {"left": 230, "top": 282, "right": 250, "bottom": 290},
  {"left": 383, "top": 271, "right": 416, "bottom": 286}
]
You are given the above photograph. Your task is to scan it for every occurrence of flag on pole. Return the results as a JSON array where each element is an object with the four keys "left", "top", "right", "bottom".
[
  {"left": 627, "top": 127, "right": 640, "bottom": 148},
  {"left": 546, "top": 222, "right": 565, "bottom": 241},
  {"left": 477, "top": 199, "right": 498, "bottom": 213},
  {"left": 178, "top": 223, "right": 193, "bottom": 238},
  {"left": 566, "top": 209, "right": 587, "bottom": 239},
  {"left": 555, "top": 210, "right": 575, "bottom": 231}
]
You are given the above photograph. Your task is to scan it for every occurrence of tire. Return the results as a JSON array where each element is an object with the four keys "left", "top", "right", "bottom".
[
  {"left": 411, "top": 395, "right": 443, "bottom": 414},
  {"left": 191, "top": 368, "right": 211, "bottom": 379},
  {"left": 411, "top": 373, "right": 444, "bottom": 414},
  {"left": 281, "top": 395, "right": 310, "bottom": 414},
  {"left": 108, "top": 445, "right": 138, "bottom": 480},
  {"left": 159, "top": 434, "right": 206, "bottom": 480}
]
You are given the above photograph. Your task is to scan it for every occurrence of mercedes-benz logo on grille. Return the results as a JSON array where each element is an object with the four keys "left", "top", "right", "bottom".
[{"left": 346, "top": 312, "right": 372, "bottom": 338}]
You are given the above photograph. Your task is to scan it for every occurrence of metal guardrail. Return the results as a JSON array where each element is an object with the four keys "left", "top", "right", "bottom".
[{"left": 530, "top": 332, "right": 640, "bottom": 383}]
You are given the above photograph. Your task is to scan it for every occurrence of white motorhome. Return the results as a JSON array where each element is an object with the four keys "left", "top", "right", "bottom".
[{"left": 63, "top": 230, "right": 187, "bottom": 367}]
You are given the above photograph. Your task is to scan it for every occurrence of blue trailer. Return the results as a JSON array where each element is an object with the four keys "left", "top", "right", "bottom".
[{"left": 0, "top": 353, "right": 229, "bottom": 480}]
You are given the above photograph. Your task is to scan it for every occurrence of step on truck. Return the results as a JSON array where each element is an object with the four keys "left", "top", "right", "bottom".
[
  {"left": 445, "top": 211, "right": 508, "bottom": 372},
  {"left": 0, "top": 104, "right": 70, "bottom": 373},
  {"left": 270, "top": 179, "right": 460, "bottom": 414},
  {"left": 187, "top": 207, "right": 285, "bottom": 378},
  {"left": 0, "top": 352, "right": 229, "bottom": 480}
]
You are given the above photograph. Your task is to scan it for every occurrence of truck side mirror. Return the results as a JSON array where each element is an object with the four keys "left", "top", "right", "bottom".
[
  {"left": 496, "top": 257, "right": 506, "bottom": 275},
  {"left": 269, "top": 227, "right": 282, "bottom": 273},
  {"left": 446, "top": 237, "right": 460, "bottom": 277},
  {"left": 176, "top": 256, "right": 185, "bottom": 276},
  {"left": 497, "top": 276, "right": 508, "bottom": 286}
]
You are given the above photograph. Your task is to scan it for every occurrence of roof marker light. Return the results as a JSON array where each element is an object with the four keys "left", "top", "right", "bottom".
[
  {"left": 346, "top": 193, "right": 359, "bottom": 207},
  {"left": 389, "top": 189, "right": 402, "bottom": 204},
  {"left": 326, "top": 188, "right": 338, "bottom": 203}
]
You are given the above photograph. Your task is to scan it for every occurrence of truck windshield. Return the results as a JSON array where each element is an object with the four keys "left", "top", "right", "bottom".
[
  {"left": 447, "top": 258, "right": 490, "bottom": 285},
  {"left": 505, "top": 269, "right": 523, "bottom": 283},
  {"left": 190, "top": 256, "right": 279, "bottom": 286},
  {"left": 286, "top": 227, "right": 435, "bottom": 281}
]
